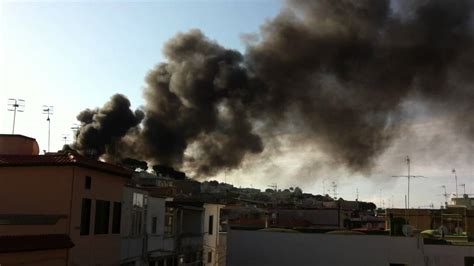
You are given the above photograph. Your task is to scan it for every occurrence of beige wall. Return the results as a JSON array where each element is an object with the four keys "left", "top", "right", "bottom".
[
  {"left": 0, "top": 249, "right": 69, "bottom": 266},
  {"left": 0, "top": 166, "right": 73, "bottom": 235},
  {"left": 68, "top": 166, "right": 126, "bottom": 266},
  {"left": 0, "top": 165, "right": 127, "bottom": 266}
]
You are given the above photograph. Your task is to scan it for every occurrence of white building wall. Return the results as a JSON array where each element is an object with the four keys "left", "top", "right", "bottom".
[
  {"left": 203, "top": 203, "right": 224, "bottom": 266},
  {"left": 121, "top": 186, "right": 147, "bottom": 264},
  {"left": 147, "top": 196, "right": 167, "bottom": 253},
  {"left": 227, "top": 230, "right": 474, "bottom": 266}
]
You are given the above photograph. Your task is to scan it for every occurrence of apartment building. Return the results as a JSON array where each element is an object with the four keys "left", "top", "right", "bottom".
[{"left": 0, "top": 134, "right": 132, "bottom": 265}]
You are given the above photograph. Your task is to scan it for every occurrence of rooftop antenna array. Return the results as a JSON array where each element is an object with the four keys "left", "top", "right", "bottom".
[
  {"left": 331, "top": 181, "right": 338, "bottom": 199},
  {"left": 7, "top": 98, "right": 25, "bottom": 134},
  {"left": 452, "top": 169, "right": 458, "bottom": 198},
  {"left": 392, "top": 155, "right": 425, "bottom": 209},
  {"left": 267, "top": 183, "right": 277, "bottom": 192},
  {"left": 42, "top": 105, "right": 54, "bottom": 152},
  {"left": 62, "top": 134, "right": 69, "bottom": 145},
  {"left": 459, "top": 183, "right": 466, "bottom": 196},
  {"left": 441, "top": 185, "right": 449, "bottom": 207}
]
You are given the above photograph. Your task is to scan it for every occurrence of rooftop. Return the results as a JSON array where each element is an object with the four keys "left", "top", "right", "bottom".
[{"left": 0, "top": 153, "right": 133, "bottom": 177}]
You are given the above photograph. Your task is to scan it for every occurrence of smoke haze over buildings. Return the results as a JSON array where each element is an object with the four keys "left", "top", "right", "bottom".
[{"left": 73, "top": 0, "right": 474, "bottom": 178}]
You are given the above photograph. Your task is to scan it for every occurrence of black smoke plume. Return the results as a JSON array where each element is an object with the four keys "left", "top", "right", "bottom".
[
  {"left": 73, "top": 0, "right": 474, "bottom": 177},
  {"left": 74, "top": 94, "right": 144, "bottom": 158}
]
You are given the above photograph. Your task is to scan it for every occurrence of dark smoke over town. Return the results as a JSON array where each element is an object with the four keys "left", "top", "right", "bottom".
[{"left": 72, "top": 0, "right": 474, "bottom": 177}]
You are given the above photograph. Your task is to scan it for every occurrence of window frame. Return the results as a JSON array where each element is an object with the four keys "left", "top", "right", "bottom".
[
  {"left": 112, "top": 202, "right": 122, "bottom": 234},
  {"left": 152, "top": 216, "right": 157, "bottom": 234},
  {"left": 80, "top": 198, "right": 91, "bottom": 235},
  {"left": 208, "top": 215, "right": 214, "bottom": 235},
  {"left": 85, "top": 176, "right": 91, "bottom": 189},
  {"left": 94, "top": 200, "right": 110, "bottom": 235}
]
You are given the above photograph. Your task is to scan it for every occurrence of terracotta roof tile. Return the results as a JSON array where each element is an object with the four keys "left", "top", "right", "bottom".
[
  {"left": 0, "top": 234, "right": 74, "bottom": 253},
  {"left": 0, "top": 153, "right": 132, "bottom": 177}
]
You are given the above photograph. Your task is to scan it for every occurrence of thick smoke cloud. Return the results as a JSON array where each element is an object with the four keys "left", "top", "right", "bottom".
[
  {"left": 74, "top": 94, "right": 144, "bottom": 157},
  {"left": 73, "top": 0, "right": 474, "bottom": 177}
]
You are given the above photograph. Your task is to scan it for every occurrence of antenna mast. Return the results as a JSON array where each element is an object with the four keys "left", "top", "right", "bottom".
[
  {"left": 332, "top": 181, "right": 338, "bottom": 199},
  {"left": 392, "top": 155, "right": 425, "bottom": 209},
  {"left": 441, "top": 185, "right": 449, "bottom": 207},
  {"left": 452, "top": 169, "right": 458, "bottom": 198},
  {"left": 7, "top": 98, "right": 25, "bottom": 134},
  {"left": 43, "top": 105, "right": 54, "bottom": 152}
]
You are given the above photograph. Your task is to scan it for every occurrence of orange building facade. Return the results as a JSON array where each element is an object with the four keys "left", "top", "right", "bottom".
[{"left": 0, "top": 135, "right": 131, "bottom": 265}]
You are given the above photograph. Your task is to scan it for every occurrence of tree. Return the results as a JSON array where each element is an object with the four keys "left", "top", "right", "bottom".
[
  {"left": 121, "top": 158, "right": 148, "bottom": 172},
  {"left": 293, "top": 187, "right": 303, "bottom": 196}
]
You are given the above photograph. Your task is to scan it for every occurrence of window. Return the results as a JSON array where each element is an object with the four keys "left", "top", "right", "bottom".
[
  {"left": 94, "top": 200, "right": 110, "bottom": 234},
  {"left": 208, "top": 215, "right": 214, "bottom": 235},
  {"left": 207, "top": 251, "right": 212, "bottom": 263},
  {"left": 85, "top": 176, "right": 91, "bottom": 189},
  {"left": 152, "top": 217, "right": 157, "bottom": 234},
  {"left": 132, "top": 193, "right": 144, "bottom": 208},
  {"left": 80, "top": 198, "right": 91, "bottom": 235},
  {"left": 131, "top": 210, "right": 143, "bottom": 236},
  {"left": 164, "top": 207, "right": 174, "bottom": 236},
  {"left": 112, "top": 202, "right": 121, "bottom": 234}
]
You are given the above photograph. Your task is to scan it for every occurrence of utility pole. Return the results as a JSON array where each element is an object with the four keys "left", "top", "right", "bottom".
[
  {"left": 43, "top": 105, "right": 54, "bottom": 152},
  {"left": 7, "top": 98, "right": 25, "bottom": 134},
  {"left": 392, "top": 156, "right": 425, "bottom": 210}
]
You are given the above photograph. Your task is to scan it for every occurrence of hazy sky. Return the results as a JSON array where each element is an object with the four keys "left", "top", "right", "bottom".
[{"left": 1, "top": 0, "right": 472, "bottom": 208}]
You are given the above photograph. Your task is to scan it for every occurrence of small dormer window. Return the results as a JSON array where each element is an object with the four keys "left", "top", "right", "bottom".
[{"left": 85, "top": 176, "right": 91, "bottom": 189}]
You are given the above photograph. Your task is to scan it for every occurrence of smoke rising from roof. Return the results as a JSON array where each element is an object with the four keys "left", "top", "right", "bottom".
[{"left": 73, "top": 0, "right": 474, "bottom": 177}]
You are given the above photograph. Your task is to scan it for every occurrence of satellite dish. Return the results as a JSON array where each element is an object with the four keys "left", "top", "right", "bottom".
[
  {"left": 402, "top": 225, "right": 414, "bottom": 237},
  {"left": 438, "top": 225, "right": 448, "bottom": 236}
]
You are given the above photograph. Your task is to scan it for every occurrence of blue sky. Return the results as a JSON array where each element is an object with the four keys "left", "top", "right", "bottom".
[
  {"left": 1, "top": 0, "right": 472, "bottom": 207},
  {"left": 0, "top": 0, "right": 282, "bottom": 148}
]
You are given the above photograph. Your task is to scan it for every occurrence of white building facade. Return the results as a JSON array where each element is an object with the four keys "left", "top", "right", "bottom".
[{"left": 202, "top": 203, "right": 225, "bottom": 266}]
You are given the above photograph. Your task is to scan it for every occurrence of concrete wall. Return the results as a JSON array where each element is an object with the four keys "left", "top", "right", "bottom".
[
  {"left": 0, "top": 164, "right": 127, "bottom": 266},
  {"left": 203, "top": 204, "right": 223, "bottom": 266},
  {"left": 147, "top": 196, "right": 170, "bottom": 255},
  {"left": 69, "top": 166, "right": 126, "bottom": 266},
  {"left": 121, "top": 187, "right": 147, "bottom": 264},
  {"left": 227, "top": 229, "right": 474, "bottom": 266},
  {"left": 0, "top": 166, "right": 73, "bottom": 236}
]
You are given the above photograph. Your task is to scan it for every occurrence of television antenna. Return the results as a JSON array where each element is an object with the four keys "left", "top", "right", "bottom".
[
  {"left": 332, "top": 181, "right": 338, "bottom": 199},
  {"left": 452, "top": 169, "right": 460, "bottom": 198},
  {"left": 61, "top": 134, "right": 69, "bottom": 145},
  {"left": 440, "top": 185, "right": 449, "bottom": 207},
  {"left": 392, "top": 155, "right": 425, "bottom": 209},
  {"left": 7, "top": 98, "right": 25, "bottom": 134},
  {"left": 43, "top": 105, "right": 54, "bottom": 152}
]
